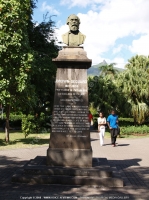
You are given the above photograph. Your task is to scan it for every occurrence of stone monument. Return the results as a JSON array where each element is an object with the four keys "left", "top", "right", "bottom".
[
  {"left": 47, "top": 14, "right": 92, "bottom": 167},
  {"left": 11, "top": 15, "right": 124, "bottom": 187}
]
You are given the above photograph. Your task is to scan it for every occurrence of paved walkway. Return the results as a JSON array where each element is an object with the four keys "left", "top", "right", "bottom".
[{"left": 0, "top": 132, "right": 149, "bottom": 200}]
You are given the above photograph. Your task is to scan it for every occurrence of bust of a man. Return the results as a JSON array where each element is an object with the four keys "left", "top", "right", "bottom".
[{"left": 62, "top": 14, "right": 86, "bottom": 46}]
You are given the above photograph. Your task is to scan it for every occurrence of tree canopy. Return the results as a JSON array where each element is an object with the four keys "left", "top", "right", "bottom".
[
  {"left": 28, "top": 14, "right": 59, "bottom": 116},
  {"left": 0, "top": 0, "right": 59, "bottom": 142},
  {"left": 88, "top": 55, "right": 149, "bottom": 124},
  {"left": 0, "top": 0, "right": 34, "bottom": 141},
  {"left": 116, "top": 55, "right": 149, "bottom": 124}
]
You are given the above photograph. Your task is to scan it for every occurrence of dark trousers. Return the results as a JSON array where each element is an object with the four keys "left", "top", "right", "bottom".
[{"left": 110, "top": 128, "right": 118, "bottom": 145}]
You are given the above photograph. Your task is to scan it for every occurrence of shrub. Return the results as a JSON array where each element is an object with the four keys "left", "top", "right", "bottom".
[
  {"left": 118, "top": 118, "right": 134, "bottom": 126},
  {"left": 120, "top": 125, "right": 149, "bottom": 135},
  {"left": 21, "top": 113, "right": 50, "bottom": 138},
  {"left": 22, "top": 115, "right": 36, "bottom": 138},
  {"left": 0, "top": 113, "right": 22, "bottom": 128}
]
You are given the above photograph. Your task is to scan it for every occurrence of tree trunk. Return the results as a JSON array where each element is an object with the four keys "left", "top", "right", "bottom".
[
  {"left": 5, "top": 105, "right": 10, "bottom": 143},
  {"left": 134, "top": 117, "right": 137, "bottom": 126}
]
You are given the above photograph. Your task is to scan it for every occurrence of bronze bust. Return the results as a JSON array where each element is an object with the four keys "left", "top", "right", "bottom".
[{"left": 62, "top": 14, "right": 86, "bottom": 46}]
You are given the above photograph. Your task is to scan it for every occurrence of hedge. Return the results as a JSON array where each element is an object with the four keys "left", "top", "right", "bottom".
[
  {"left": 0, "top": 113, "right": 51, "bottom": 137},
  {"left": 0, "top": 114, "right": 22, "bottom": 128},
  {"left": 120, "top": 125, "right": 149, "bottom": 135}
]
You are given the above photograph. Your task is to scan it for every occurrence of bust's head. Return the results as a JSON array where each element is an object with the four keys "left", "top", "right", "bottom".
[{"left": 66, "top": 14, "right": 80, "bottom": 32}]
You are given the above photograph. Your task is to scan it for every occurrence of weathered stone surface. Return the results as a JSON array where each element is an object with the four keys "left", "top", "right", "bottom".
[
  {"left": 49, "top": 67, "right": 90, "bottom": 149},
  {"left": 47, "top": 47, "right": 92, "bottom": 167},
  {"left": 11, "top": 156, "right": 124, "bottom": 187},
  {"left": 24, "top": 166, "right": 113, "bottom": 177},
  {"left": 12, "top": 175, "right": 123, "bottom": 187},
  {"left": 47, "top": 148, "right": 92, "bottom": 167},
  {"left": 53, "top": 47, "right": 91, "bottom": 64}
]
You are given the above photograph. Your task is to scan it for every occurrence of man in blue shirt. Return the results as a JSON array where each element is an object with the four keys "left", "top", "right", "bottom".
[{"left": 107, "top": 109, "right": 118, "bottom": 147}]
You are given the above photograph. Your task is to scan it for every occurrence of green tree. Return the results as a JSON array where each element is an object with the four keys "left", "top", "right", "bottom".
[
  {"left": 117, "top": 55, "right": 149, "bottom": 124},
  {"left": 99, "top": 62, "right": 118, "bottom": 78},
  {"left": 88, "top": 75, "right": 126, "bottom": 117},
  {"left": 0, "top": 0, "right": 34, "bottom": 142},
  {"left": 27, "top": 14, "right": 59, "bottom": 117}
]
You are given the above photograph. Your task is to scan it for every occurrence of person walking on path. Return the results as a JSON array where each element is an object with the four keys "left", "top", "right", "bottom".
[
  {"left": 98, "top": 112, "right": 106, "bottom": 146},
  {"left": 88, "top": 111, "right": 93, "bottom": 130},
  {"left": 107, "top": 109, "right": 118, "bottom": 147}
]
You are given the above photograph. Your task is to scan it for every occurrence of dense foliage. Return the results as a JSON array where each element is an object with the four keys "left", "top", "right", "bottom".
[
  {"left": 117, "top": 55, "right": 149, "bottom": 124},
  {"left": 88, "top": 63, "right": 128, "bottom": 117},
  {"left": 0, "top": 0, "right": 34, "bottom": 141},
  {"left": 28, "top": 14, "right": 58, "bottom": 116},
  {"left": 88, "top": 56, "right": 149, "bottom": 125},
  {"left": 1, "top": 1, "right": 149, "bottom": 141},
  {"left": 0, "top": 0, "right": 58, "bottom": 141}
]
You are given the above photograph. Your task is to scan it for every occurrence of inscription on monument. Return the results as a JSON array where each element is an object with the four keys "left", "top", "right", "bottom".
[{"left": 52, "top": 72, "right": 90, "bottom": 137}]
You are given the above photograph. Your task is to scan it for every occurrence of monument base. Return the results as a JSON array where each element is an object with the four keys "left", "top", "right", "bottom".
[
  {"left": 11, "top": 156, "right": 124, "bottom": 187},
  {"left": 47, "top": 148, "right": 92, "bottom": 167}
]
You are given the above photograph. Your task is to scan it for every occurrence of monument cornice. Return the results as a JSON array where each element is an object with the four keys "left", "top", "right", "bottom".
[{"left": 52, "top": 47, "right": 92, "bottom": 69}]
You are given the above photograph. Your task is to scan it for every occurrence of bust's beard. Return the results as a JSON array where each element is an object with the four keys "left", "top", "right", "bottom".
[{"left": 70, "top": 25, "right": 79, "bottom": 32}]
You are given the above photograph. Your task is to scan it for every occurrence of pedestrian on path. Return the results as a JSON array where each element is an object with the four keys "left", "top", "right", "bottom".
[
  {"left": 88, "top": 110, "right": 93, "bottom": 130},
  {"left": 107, "top": 109, "right": 118, "bottom": 147},
  {"left": 98, "top": 112, "right": 106, "bottom": 146}
]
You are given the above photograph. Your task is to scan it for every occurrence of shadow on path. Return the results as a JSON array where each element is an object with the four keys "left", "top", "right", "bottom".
[{"left": 0, "top": 155, "right": 149, "bottom": 200}]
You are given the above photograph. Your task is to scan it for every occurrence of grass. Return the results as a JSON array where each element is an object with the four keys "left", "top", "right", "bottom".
[
  {"left": 0, "top": 130, "right": 50, "bottom": 150},
  {"left": 1, "top": 130, "right": 149, "bottom": 151}
]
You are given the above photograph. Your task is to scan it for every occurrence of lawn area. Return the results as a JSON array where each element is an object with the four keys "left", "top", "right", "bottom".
[
  {"left": 0, "top": 130, "right": 50, "bottom": 150},
  {"left": 0, "top": 130, "right": 149, "bottom": 150}
]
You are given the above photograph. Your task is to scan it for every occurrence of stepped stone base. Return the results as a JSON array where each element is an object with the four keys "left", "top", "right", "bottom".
[
  {"left": 11, "top": 156, "right": 124, "bottom": 187},
  {"left": 47, "top": 148, "right": 92, "bottom": 167}
]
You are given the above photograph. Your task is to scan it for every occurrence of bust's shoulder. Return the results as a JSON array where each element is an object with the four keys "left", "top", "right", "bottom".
[
  {"left": 78, "top": 31, "right": 86, "bottom": 38},
  {"left": 62, "top": 32, "right": 69, "bottom": 45}
]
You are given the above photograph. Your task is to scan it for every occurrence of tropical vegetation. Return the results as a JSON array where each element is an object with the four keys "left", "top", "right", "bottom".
[
  {"left": 0, "top": 1, "right": 149, "bottom": 144},
  {"left": 89, "top": 55, "right": 149, "bottom": 126},
  {"left": 0, "top": 0, "right": 58, "bottom": 142}
]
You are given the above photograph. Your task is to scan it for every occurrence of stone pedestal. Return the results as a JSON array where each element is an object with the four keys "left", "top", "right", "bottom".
[
  {"left": 47, "top": 47, "right": 92, "bottom": 167},
  {"left": 12, "top": 156, "right": 124, "bottom": 187}
]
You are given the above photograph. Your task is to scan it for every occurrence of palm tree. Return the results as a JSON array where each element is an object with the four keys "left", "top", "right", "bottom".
[
  {"left": 116, "top": 55, "right": 149, "bottom": 124},
  {"left": 88, "top": 75, "right": 126, "bottom": 117},
  {"left": 99, "top": 62, "right": 119, "bottom": 79}
]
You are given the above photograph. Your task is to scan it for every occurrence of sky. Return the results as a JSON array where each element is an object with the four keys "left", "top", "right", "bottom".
[{"left": 33, "top": 0, "right": 149, "bottom": 68}]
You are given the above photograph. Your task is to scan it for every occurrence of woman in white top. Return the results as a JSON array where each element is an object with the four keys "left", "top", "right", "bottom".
[{"left": 98, "top": 112, "right": 106, "bottom": 146}]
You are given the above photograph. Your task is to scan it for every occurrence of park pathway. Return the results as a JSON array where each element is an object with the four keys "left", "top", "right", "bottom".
[{"left": 0, "top": 131, "right": 149, "bottom": 199}]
